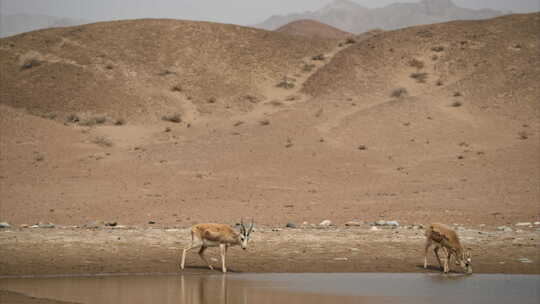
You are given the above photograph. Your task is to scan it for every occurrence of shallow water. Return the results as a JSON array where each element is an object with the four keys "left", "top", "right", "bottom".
[{"left": 1, "top": 273, "right": 539, "bottom": 304}]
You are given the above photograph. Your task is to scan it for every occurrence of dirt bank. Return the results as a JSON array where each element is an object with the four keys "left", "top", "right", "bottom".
[{"left": 1, "top": 225, "right": 538, "bottom": 276}]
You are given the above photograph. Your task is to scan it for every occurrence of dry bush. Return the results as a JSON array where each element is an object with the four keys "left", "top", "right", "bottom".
[
  {"left": 345, "top": 37, "right": 356, "bottom": 44},
  {"left": 431, "top": 46, "right": 444, "bottom": 52},
  {"left": 409, "top": 59, "right": 425, "bottom": 70},
  {"left": 80, "top": 116, "right": 108, "bottom": 126},
  {"left": 451, "top": 101, "right": 462, "bottom": 107},
  {"left": 410, "top": 72, "right": 428, "bottom": 83},
  {"left": 312, "top": 54, "right": 325, "bottom": 61},
  {"left": 277, "top": 77, "right": 295, "bottom": 89},
  {"left": 162, "top": 113, "right": 182, "bottom": 123},
  {"left": 207, "top": 97, "right": 216, "bottom": 104},
  {"left": 285, "top": 137, "right": 293, "bottom": 148},
  {"left": 66, "top": 114, "right": 80, "bottom": 123},
  {"left": 171, "top": 85, "right": 182, "bottom": 92},
  {"left": 114, "top": 118, "right": 126, "bottom": 126},
  {"left": 19, "top": 51, "right": 44, "bottom": 70},
  {"left": 518, "top": 131, "right": 529, "bottom": 140},
  {"left": 92, "top": 137, "right": 113, "bottom": 147},
  {"left": 302, "top": 63, "right": 316, "bottom": 72},
  {"left": 391, "top": 88, "right": 408, "bottom": 98},
  {"left": 259, "top": 119, "right": 270, "bottom": 126}
]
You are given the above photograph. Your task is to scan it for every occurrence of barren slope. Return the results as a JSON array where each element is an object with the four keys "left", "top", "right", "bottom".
[
  {"left": 0, "top": 19, "right": 336, "bottom": 123},
  {"left": 276, "top": 19, "right": 352, "bottom": 40},
  {"left": 0, "top": 14, "right": 538, "bottom": 230}
]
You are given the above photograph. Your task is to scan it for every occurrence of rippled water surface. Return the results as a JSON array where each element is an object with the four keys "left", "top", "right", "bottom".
[{"left": 1, "top": 273, "right": 539, "bottom": 304}]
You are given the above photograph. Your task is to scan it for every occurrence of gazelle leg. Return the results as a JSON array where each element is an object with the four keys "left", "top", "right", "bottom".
[
  {"left": 424, "top": 239, "right": 432, "bottom": 268},
  {"left": 444, "top": 249, "right": 451, "bottom": 274},
  {"left": 199, "top": 246, "right": 214, "bottom": 270},
  {"left": 220, "top": 243, "right": 227, "bottom": 273},
  {"left": 180, "top": 242, "right": 199, "bottom": 270},
  {"left": 434, "top": 247, "right": 444, "bottom": 271}
]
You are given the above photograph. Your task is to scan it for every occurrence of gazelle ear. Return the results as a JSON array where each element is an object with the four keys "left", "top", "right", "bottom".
[
  {"left": 247, "top": 219, "right": 254, "bottom": 235},
  {"left": 239, "top": 218, "right": 246, "bottom": 234}
]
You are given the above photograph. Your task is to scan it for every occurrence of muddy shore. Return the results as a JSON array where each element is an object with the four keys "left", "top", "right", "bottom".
[{"left": 1, "top": 225, "right": 538, "bottom": 276}]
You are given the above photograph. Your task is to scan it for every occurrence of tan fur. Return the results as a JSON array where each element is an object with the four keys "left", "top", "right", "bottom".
[
  {"left": 180, "top": 221, "right": 253, "bottom": 273},
  {"left": 424, "top": 223, "right": 472, "bottom": 274}
]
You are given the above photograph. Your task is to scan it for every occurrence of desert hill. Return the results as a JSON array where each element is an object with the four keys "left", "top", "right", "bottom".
[
  {"left": 276, "top": 19, "right": 352, "bottom": 39},
  {"left": 0, "top": 14, "right": 538, "bottom": 229},
  {"left": 256, "top": 0, "right": 503, "bottom": 33},
  {"left": 0, "top": 19, "right": 336, "bottom": 123}
]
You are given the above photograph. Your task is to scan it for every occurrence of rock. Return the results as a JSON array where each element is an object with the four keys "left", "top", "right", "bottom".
[
  {"left": 165, "top": 229, "right": 180, "bottom": 232},
  {"left": 148, "top": 221, "right": 156, "bottom": 225},
  {"left": 112, "top": 225, "right": 129, "bottom": 230},
  {"left": 105, "top": 221, "right": 117, "bottom": 227},
  {"left": 350, "top": 248, "right": 360, "bottom": 252},
  {"left": 319, "top": 220, "right": 332, "bottom": 227},
  {"left": 333, "top": 257, "right": 348, "bottom": 261},
  {"left": 386, "top": 221, "right": 400, "bottom": 227},
  {"left": 515, "top": 222, "right": 532, "bottom": 226},
  {"left": 85, "top": 221, "right": 104, "bottom": 228},
  {"left": 286, "top": 222, "right": 297, "bottom": 228},
  {"left": 517, "top": 257, "right": 533, "bottom": 264},
  {"left": 0, "top": 222, "right": 11, "bottom": 228},
  {"left": 370, "top": 226, "right": 379, "bottom": 231},
  {"left": 479, "top": 224, "right": 486, "bottom": 227},
  {"left": 20, "top": 224, "right": 29, "bottom": 228},
  {"left": 497, "top": 226, "right": 513, "bottom": 232},
  {"left": 374, "top": 220, "right": 387, "bottom": 226},
  {"left": 302, "top": 221, "right": 309, "bottom": 226},
  {"left": 457, "top": 226, "right": 466, "bottom": 232},
  {"left": 345, "top": 220, "right": 364, "bottom": 226},
  {"left": 534, "top": 222, "right": 540, "bottom": 226},
  {"left": 38, "top": 223, "right": 55, "bottom": 228}
]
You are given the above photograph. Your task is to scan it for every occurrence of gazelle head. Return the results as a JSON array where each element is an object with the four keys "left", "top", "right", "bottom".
[
  {"left": 455, "top": 249, "right": 472, "bottom": 274},
  {"left": 238, "top": 219, "right": 254, "bottom": 250}
]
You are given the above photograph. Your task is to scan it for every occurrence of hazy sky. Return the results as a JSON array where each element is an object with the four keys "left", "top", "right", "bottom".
[{"left": 1, "top": 0, "right": 538, "bottom": 25}]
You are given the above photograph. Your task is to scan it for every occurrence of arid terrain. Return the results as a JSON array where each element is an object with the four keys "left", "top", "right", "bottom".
[{"left": 0, "top": 12, "right": 539, "bottom": 277}]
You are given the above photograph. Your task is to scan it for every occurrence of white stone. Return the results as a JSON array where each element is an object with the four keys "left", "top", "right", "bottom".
[{"left": 319, "top": 220, "right": 332, "bottom": 226}]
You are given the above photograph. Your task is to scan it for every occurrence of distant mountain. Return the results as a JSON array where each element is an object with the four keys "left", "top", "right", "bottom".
[
  {"left": 0, "top": 14, "right": 89, "bottom": 38},
  {"left": 255, "top": 0, "right": 503, "bottom": 33},
  {"left": 276, "top": 19, "right": 352, "bottom": 39}
]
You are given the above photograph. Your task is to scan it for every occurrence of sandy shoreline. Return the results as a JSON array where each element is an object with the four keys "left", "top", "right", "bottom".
[{"left": 1, "top": 226, "right": 538, "bottom": 276}]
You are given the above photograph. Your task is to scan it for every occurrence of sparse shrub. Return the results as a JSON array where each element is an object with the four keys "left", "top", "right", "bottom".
[
  {"left": 345, "top": 37, "right": 356, "bottom": 44},
  {"left": 391, "top": 88, "right": 408, "bottom": 98},
  {"left": 207, "top": 97, "right": 216, "bottom": 104},
  {"left": 410, "top": 72, "right": 428, "bottom": 83},
  {"left": 312, "top": 54, "right": 325, "bottom": 61},
  {"left": 158, "top": 70, "right": 176, "bottom": 76},
  {"left": 518, "top": 131, "right": 529, "bottom": 140},
  {"left": 431, "top": 55, "right": 439, "bottom": 61},
  {"left": 35, "top": 154, "right": 45, "bottom": 162},
  {"left": 259, "top": 119, "right": 270, "bottom": 126},
  {"left": 276, "top": 77, "right": 295, "bottom": 89},
  {"left": 315, "top": 108, "right": 324, "bottom": 118},
  {"left": 66, "top": 114, "right": 80, "bottom": 123},
  {"left": 171, "top": 85, "right": 182, "bottom": 92},
  {"left": 164, "top": 127, "right": 171, "bottom": 132},
  {"left": 431, "top": 46, "right": 444, "bottom": 52},
  {"left": 285, "top": 137, "right": 293, "bottom": 148},
  {"left": 268, "top": 100, "right": 283, "bottom": 106},
  {"left": 416, "top": 30, "right": 433, "bottom": 38},
  {"left": 105, "top": 64, "right": 114, "bottom": 70},
  {"left": 19, "top": 51, "right": 43, "bottom": 70},
  {"left": 244, "top": 95, "right": 259, "bottom": 103},
  {"left": 409, "top": 59, "right": 425, "bottom": 70},
  {"left": 358, "top": 145, "right": 367, "bottom": 150},
  {"left": 451, "top": 101, "right": 462, "bottom": 107},
  {"left": 80, "top": 116, "right": 107, "bottom": 126},
  {"left": 302, "top": 63, "right": 316, "bottom": 72},
  {"left": 233, "top": 121, "right": 244, "bottom": 127},
  {"left": 436, "top": 80, "right": 444, "bottom": 86},
  {"left": 162, "top": 113, "right": 182, "bottom": 123},
  {"left": 114, "top": 118, "right": 126, "bottom": 126},
  {"left": 92, "top": 137, "right": 113, "bottom": 147},
  {"left": 453, "top": 92, "right": 462, "bottom": 97}
]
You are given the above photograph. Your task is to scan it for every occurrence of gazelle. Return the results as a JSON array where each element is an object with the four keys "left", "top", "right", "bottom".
[
  {"left": 424, "top": 223, "right": 472, "bottom": 274},
  {"left": 180, "top": 219, "right": 254, "bottom": 273}
]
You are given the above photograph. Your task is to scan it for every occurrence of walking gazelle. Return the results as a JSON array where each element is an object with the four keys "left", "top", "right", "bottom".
[{"left": 180, "top": 219, "right": 254, "bottom": 273}]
